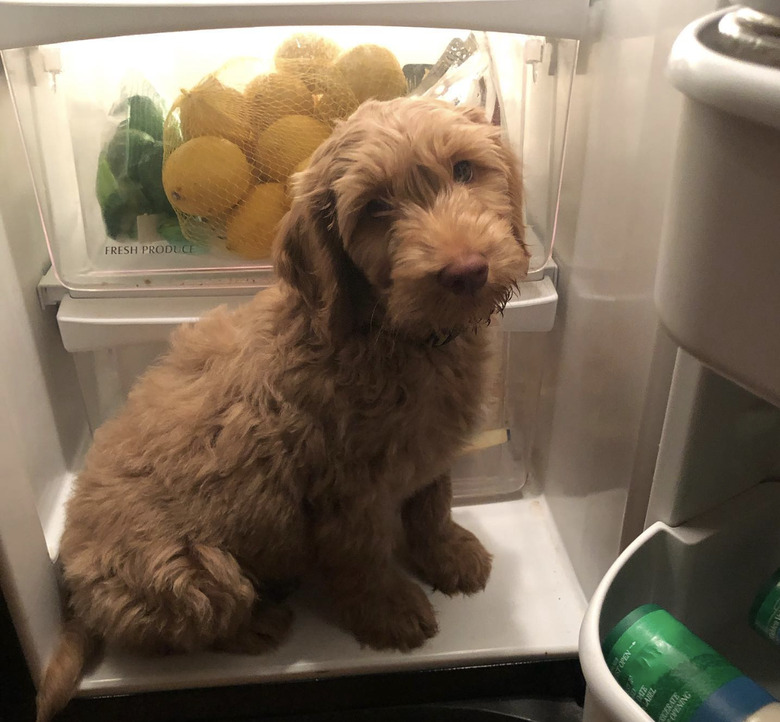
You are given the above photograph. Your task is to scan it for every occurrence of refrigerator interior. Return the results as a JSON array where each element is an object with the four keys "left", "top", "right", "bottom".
[
  {"left": 0, "top": 0, "right": 745, "bottom": 708},
  {"left": 0, "top": 15, "right": 590, "bottom": 700}
]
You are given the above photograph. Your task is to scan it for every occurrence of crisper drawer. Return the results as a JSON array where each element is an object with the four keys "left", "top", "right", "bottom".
[
  {"left": 49, "top": 267, "right": 558, "bottom": 502},
  {"left": 3, "top": 18, "right": 578, "bottom": 295},
  {"left": 580, "top": 482, "right": 780, "bottom": 722}
]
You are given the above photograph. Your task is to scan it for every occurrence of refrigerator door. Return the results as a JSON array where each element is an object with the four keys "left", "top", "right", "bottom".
[{"left": 581, "top": 6, "right": 780, "bottom": 719}]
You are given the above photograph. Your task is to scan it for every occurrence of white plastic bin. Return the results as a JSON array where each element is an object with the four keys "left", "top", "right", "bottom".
[{"left": 580, "top": 482, "right": 780, "bottom": 721}]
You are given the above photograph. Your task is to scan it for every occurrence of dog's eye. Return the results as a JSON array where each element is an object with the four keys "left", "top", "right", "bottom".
[
  {"left": 453, "top": 160, "right": 474, "bottom": 183},
  {"left": 365, "top": 199, "right": 393, "bottom": 217}
]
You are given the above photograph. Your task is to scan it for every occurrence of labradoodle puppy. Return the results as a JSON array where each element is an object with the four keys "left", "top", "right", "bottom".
[{"left": 37, "top": 96, "right": 529, "bottom": 721}]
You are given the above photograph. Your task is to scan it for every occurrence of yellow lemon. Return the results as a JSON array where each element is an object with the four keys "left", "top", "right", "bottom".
[
  {"left": 309, "top": 70, "right": 360, "bottom": 125},
  {"left": 334, "top": 45, "right": 407, "bottom": 103},
  {"left": 274, "top": 33, "right": 340, "bottom": 76},
  {"left": 226, "top": 183, "right": 289, "bottom": 259},
  {"left": 254, "top": 115, "right": 331, "bottom": 182},
  {"left": 163, "top": 136, "right": 252, "bottom": 217},
  {"left": 244, "top": 73, "right": 314, "bottom": 133},
  {"left": 178, "top": 76, "right": 255, "bottom": 154}
]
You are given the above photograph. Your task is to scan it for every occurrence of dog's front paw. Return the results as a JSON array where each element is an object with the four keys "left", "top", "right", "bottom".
[
  {"left": 343, "top": 580, "right": 438, "bottom": 652},
  {"left": 412, "top": 523, "right": 492, "bottom": 596}
]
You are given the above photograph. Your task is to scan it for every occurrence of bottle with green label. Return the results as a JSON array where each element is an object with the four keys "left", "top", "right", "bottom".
[
  {"left": 751, "top": 568, "right": 780, "bottom": 647},
  {"left": 603, "top": 604, "right": 780, "bottom": 722}
]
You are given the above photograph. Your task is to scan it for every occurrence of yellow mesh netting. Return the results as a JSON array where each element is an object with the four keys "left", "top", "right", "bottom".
[{"left": 162, "top": 33, "right": 409, "bottom": 260}]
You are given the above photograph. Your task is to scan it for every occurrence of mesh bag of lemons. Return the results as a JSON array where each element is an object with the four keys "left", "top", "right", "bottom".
[{"left": 162, "top": 34, "right": 409, "bottom": 260}]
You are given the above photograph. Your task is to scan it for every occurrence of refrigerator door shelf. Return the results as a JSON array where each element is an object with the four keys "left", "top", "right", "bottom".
[
  {"left": 656, "top": 8, "right": 780, "bottom": 409},
  {"left": 580, "top": 481, "right": 780, "bottom": 722},
  {"left": 0, "top": 0, "right": 589, "bottom": 51}
]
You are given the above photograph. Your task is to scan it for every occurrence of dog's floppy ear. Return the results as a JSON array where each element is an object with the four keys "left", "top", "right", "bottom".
[
  {"left": 274, "top": 167, "right": 375, "bottom": 340},
  {"left": 274, "top": 200, "right": 322, "bottom": 309}
]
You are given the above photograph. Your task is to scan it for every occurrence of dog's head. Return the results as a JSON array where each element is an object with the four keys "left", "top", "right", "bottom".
[{"left": 275, "top": 96, "right": 530, "bottom": 342}]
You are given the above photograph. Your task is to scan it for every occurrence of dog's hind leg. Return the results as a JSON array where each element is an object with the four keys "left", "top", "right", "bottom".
[
  {"left": 65, "top": 542, "right": 287, "bottom": 653},
  {"left": 401, "top": 474, "right": 492, "bottom": 596}
]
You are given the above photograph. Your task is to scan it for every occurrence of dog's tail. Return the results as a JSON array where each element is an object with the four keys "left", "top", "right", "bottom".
[{"left": 36, "top": 616, "right": 95, "bottom": 722}]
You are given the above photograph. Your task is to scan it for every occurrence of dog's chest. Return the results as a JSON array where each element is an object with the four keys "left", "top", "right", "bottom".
[{"left": 327, "top": 338, "right": 488, "bottom": 494}]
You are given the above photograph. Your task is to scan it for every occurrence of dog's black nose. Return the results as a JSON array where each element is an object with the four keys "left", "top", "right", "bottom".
[{"left": 438, "top": 255, "right": 489, "bottom": 295}]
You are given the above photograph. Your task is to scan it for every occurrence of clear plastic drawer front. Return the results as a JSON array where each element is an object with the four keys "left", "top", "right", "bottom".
[{"left": 2, "top": 25, "right": 576, "bottom": 294}]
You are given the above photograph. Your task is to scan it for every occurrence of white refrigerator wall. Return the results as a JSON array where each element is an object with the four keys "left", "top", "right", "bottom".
[
  {"left": 531, "top": 0, "right": 724, "bottom": 598},
  {"left": 0, "top": 61, "right": 90, "bottom": 679},
  {"left": 0, "top": 65, "right": 88, "bottom": 520}
]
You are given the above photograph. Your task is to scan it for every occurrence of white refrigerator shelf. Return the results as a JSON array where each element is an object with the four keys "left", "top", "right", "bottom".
[
  {"left": 73, "top": 494, "right": 586, "bottom": 696},
  {"left": 49, "top": 261, "right": 558, "bottom": 351}
]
